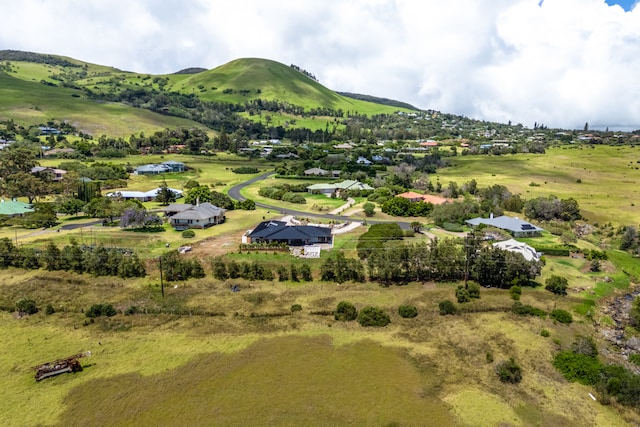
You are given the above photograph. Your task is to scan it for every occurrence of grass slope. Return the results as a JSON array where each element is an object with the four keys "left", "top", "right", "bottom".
[
  {"left": 169, "top": 58, "right": 407, "bottom": 114},
  {"left": 0, "top": 74, "right": 206, "bottom": 136}
]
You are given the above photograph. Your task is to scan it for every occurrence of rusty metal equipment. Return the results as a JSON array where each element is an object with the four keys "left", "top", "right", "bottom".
[{"left": 32, "top": 351, "right": 91, "bottom": 381}]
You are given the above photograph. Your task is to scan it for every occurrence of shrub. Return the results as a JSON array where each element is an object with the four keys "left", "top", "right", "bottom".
[
  {"left": 335, "top": 301, "right": 357, "bottom": 321},
  {"left": 86, "top": 303, "right": 117, "bottom": 318},
  {"left": 16, "top": 298, "right": 38, "bottom": 315},
  {"left": 486, "top": 352, "right": 494, "bottom": 363},
  {"left": 550, "top": 309, "right": 573, "bottom": 324},
  {"left": 545, "top": 275, "right": 568, "bottom": 295},
  {"left": 291, "top": 304, "right": 303, "bottom": 313},
  {"left": 45, "top": 303, "right": 55, "bottom": 315},
  {"left": 357, "top": 306, "right": 391, "bottom": 327},
  {"left": 511, "top": 301, "right": 546, "bottom": 317},
  {"left": 467, "top": 282, "right": 481, "bottom": 299},
  {"left": 553, "top": 351, "right": 602, "bottom": 385},
  {"left": 124, "top": 306, "right": 139, "bottom": 316},
  {"left": 181, "top": 229, "right": 195, "bottom": 238},
  {"left": 439, "top": 300, "right": 457, "bottom": 315},
  {"left": 629, "top": 354, "right": 640, "bottom": 366},
  {"left": 509, "top": 285, "right": 522, "bottom": 301},
  {"left": 398, "top": 305, "right": 418, "bottom": 318},
  {"left": 496, "top": 358, "right": 522, "bottom": 383},
  {"left": 540, "top": 329, "right": 550, "bottom": 337},
  {"left": 456, "top": 285, "right": 471, "bottom": 303}
]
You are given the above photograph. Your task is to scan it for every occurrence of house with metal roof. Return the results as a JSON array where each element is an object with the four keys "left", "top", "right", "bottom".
[
  {"left": 466, "top": 215, "right": 543, "bottom": 237},
  {"left": 493, "top": 239, "right": 541, "bottom": 262},
  {"left": 307, "top": 180, "right": 373, "bottom": 195},
  {"left": 161, "top": 160, "right": 185, "bottom": 172},
  {"left": 164, "top": 203, "right": 226, "bottom": 230},
  {"left": 134, "top": 164, "right": 172, "bottom": 175},
  {"left": 0, "top": 199, "right": 34, "bottom": 217},
  {"left": 106, "top": 188, "right": 183, "bottom": 202},
  {"left": 246, "top": 220, "right": 333, "bottom": 246}
]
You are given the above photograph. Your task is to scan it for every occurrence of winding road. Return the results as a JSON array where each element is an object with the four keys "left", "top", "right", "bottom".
[{"left": 227, "top": 172, "right": 410, "bottom": 229}]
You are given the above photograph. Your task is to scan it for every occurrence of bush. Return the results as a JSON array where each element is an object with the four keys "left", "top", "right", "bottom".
[
  {"left": 496, "top": 358, "right": 522, "bottom": 383},
  {"left": 467, "top": 282, "right": 481, "bottom": 299},
  {"left": 511, "top": 301, "right": 546, "bottom": 317},
  {"left": 86, "top": 303, "right": 117, "bottom": 318},
  {"left": 45, "top": 303, "right": 55, "bottom": 315},
  {"left": 291, "top": 304, "right": 303, "bottom": 313},
  {"left": 509, "top": 285, "right": 522, "bottom": 301},
  {"left": 335, "top": 301, "right": 358, "bottom": 321},
  {"left": 553, "top": 351, "right": 602, "bottom": 385},
  {"left": 629, "top": 354, "right": 640, "bottom": 366},
  {"left": 357, "top": 306, "right": 391, "bottom": 327},
  {"left": 456, "top": 285, "right": 471, "bottom": 303},
  {"left": 16, "top": 298, "right": 38, "bottom": 315},
  {"left": 439, "top": 300, "right": 457, "bottom": 315},
  {"left": 540, "top": 329, "right": 550, "bottom": 337},
  {"left": 486, "top": 352, "right": 494, "bottom": 363},
  {"left": 545, "top": 275, "right": 568, "bottom": 295},
  {"left": 181, "top": 229, "right": 195, "bottom": 238},
  {"left": 398, "top": 305, "right": 418, "bottom": 318},
  {"left": 550, "top": 309, "right": 573, "bottom": 324}
]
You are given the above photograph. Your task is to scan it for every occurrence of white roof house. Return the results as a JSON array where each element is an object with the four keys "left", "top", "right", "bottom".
[{"left": 492, "top": 239, "right": 541, "bottom": 262}]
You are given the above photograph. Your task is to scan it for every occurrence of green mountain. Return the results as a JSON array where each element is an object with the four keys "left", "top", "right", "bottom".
[{"left": 0, "top": 51, "right": 414, "bottom": 136}]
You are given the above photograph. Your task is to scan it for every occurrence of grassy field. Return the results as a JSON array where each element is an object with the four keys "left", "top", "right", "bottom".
[
  {"left": 0, "top": 265, "right": 633, "bottom": 426},
  {"left": 435, "top": 145, "right": 640, "bottom": 226},
  {"left": 0, "top": 74, "right": 205, "bottom": 136}
]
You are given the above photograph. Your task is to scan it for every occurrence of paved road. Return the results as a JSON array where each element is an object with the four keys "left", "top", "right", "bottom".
[{"left": 227, "top": 172, "right": 411, "bottom": 229}]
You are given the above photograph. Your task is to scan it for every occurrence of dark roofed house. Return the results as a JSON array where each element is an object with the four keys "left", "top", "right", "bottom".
[
  {"left": 162, "top": 160, "right": 185, "bottom": 172},
  {"left": 466, "top": 215, "right": 543, "bottom": 237},
  {"left": 246, "top": 220, "right": 333, "bottom": 246},
  {"left": 166, "top": 203, "right": 226, "bottom": 230}
]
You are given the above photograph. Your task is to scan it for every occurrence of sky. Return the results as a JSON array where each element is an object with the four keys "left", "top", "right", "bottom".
[{"left": 1, "top": 0, "right": 639, "bottom": 130}]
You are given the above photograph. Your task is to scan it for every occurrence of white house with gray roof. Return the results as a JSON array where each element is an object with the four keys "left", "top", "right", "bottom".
[
  {"left": 466, "top": 215, "right": 543, "bottom": 237},
  {"left": 163, "top": 202, "right": 226, "bottom": 230}
]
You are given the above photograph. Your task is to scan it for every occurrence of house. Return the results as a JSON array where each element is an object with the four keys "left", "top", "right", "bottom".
[
  {"left": 245, "top": 220, "right": 333, "bottom": 246},
  {"left": 307, "top": 180, "right": 373, "bottom": 195},
  {"left": 304, "top": 168, "right": 329, "bottom": 176},
  {"left": 0, "top": 199, "right": 34, "bottom": 217},
  {"left": 493, "top": 239, "right": 541, "bottom": 262},
  {"left": 43, "top": 148, "right": 75, "bottom": 157},
  {"left": 396, "top": 192, "right": 449, "bottom": 205},
  {"left": 106, "top": 188, "right": 183, "bottom": 202},
  {"left": 134, "top": 164, "right": 172, "bottom": 175},
  {"left": 164, "top": 203, "right": 226, "bottom": 230},
  {"left": 333, "top": 143, "right": 354, "bottom": 150},
  {"left": 466, "top": 215, "right": 544, "bottom": 237},
  {"left": 419, "top": 140, "right": 438, "bottom": 147},
  {"left": 39, "top": 126, "right": 61, "bottom": 135},
  {"left": 356, "top": 156, "right": 372, "bottom": 165},
  {"left": 162, "top": 160, "right": 185, "bottom": 173},
  {"left": 31, "top": 166, "right": 67, "bottom": 182}
]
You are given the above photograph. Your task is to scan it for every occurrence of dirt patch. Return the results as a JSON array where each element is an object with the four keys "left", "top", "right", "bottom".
[{"left": 189, "top": 231, "right": 243, "bottom": 257}]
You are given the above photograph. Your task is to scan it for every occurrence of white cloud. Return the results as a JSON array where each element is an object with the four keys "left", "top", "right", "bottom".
[{"left": 0, "top": 0, "right": 638, "bottom": 129}]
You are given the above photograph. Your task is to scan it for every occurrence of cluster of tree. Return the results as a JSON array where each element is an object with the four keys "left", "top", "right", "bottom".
[
  {"left": 275, "top": 263, "right": 313, "bottom": 282},
  {"left": 320, "top": 252, "right": 366, "bottom": 284},
  {"left": 381, "top": 197, "right": 434, "bottom": 217},
  {"left": 160, "top": 251, "right": 205, "bottom": 281},
  {"left": 554, "top": 336, "right": 640, "bottom": 407},
  {"left": 524, "top": 196, "right": 581, "bottom": 221},
  {"left": 258, "top": 185, "right": 306, "bottom": 204},
  {"left": 120, "top": 207, "right": 163, "bottom": 230},
  {"left": 289, "top": 64, "right": 318, "bottom": 82},
  {"left": 184, "top": 186, "right": 235, "bottom": 210},
  {"left": 210, "top": 257, "right": 274, "bottom": 281},
  {"left": 128, "top": 127, "right": 210, "bottom": 154},
  {"left": 0, "top": 238, "right": 146, "bottom": 278}
]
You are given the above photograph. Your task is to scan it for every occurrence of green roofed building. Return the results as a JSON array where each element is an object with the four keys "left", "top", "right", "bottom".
[
  {"left": 307, "top": 180, "right": 373, "bottom": 195},
  {"left": 0, "top": 199, "right": 34, "bottom": 217}
]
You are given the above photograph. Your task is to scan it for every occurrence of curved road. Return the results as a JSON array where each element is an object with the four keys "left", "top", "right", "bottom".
[{"left": 228, "top": 172, "right": 410, "bottom": 229}]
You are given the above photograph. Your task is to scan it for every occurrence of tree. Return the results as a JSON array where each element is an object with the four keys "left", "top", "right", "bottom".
[
  {"left": 0, "top": 147, "right": 38, "bottom": 178},
  {"left": 545, "top": 275, "right": 568, "bottom": 295},
  {"left": 335, "top": 301, "right": 358, "bottom": 321},
  {"left": 410, "top": 221, "right": 422, "bottom": 232},
  {"left": 299, "top": 264, "right": 312, "bottom": 281},
  {"left": 3, "top": 171, "right": 50, "bottom": 203},
  {"left": 398, "top": 305, "right": 418, "bottom": 318},
  {"left": 362, "top": 202, "right": 375, "bottom": 217},
  {"left": 155, "top": 182, "right": 177, "bottom": 206},
  {"left": 57, "top": 197, "right": 86, "bottom": 216},
  {"left": 184, "top": 186, "right": 212, "bottom": 204},
  {"left": 211, "top": 257, "right": 228, "bottom": 280}
]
